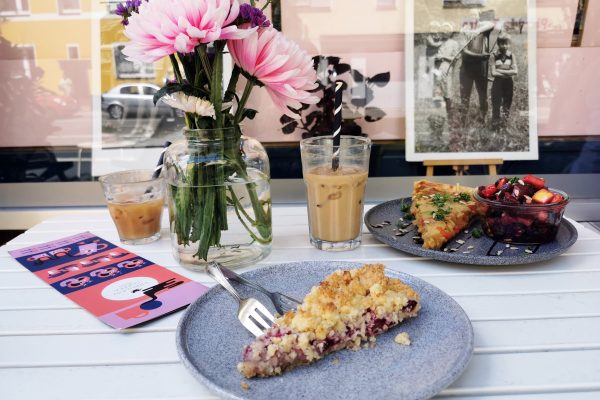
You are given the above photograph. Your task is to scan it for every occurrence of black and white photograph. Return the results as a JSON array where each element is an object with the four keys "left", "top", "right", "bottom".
[
  {"left": 444, "top": 0, "right": 488, "bottom": 8},
  {"left": 405, "top": 0, "right": 538, "bottom": 161}
]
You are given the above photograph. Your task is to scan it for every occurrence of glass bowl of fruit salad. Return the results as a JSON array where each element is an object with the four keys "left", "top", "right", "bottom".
[{"left": 474, "top": 175, "right": 569, "bottom": 244}]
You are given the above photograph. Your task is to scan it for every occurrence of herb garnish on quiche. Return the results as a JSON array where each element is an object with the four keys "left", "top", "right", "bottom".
[{"left": 411, "top": 180, "right": 477, "bottom": 250}]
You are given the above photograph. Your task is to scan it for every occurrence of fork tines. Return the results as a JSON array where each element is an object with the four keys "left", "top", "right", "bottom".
[{"left": 240, "top": 299, "right": 275, "bottom": 337}]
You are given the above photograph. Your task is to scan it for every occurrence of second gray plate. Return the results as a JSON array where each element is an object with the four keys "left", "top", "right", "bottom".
[
  {"left": 365, "top": 197, "right": 578, "bottom": 266},
  {"left": 176, "top": 261, "right": 473, "bottom": 400}
]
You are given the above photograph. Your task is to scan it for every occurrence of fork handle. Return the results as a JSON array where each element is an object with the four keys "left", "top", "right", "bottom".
[
  {"left": 219, "top": 264, "right": 271, "bottom": 298},
  {"left": 205, "top": 262, "right": 242, "bottom": 303}
]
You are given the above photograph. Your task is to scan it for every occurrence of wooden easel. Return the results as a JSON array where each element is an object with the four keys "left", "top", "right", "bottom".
[{"left": 424, "top": 159, "right": 503, "bottom": 176}]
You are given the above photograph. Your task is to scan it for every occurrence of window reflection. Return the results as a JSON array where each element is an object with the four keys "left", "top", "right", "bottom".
[
  {"left": 0, "top": 0, "right": 598, "bottom": 184},
  {"left": 0, "top": 0, "right": 30, "bottom": 16}
]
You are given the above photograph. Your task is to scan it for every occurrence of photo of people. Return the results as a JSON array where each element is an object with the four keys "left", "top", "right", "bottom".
[
  {"left": 405, "top": 0, "right": 538, "bottom": 161},
  {"left": 444, "top": 0, "right": 488, "bottom": 8}
]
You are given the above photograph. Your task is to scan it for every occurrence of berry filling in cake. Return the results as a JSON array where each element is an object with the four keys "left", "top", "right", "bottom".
[{"left": 238, "top": 264, "right": 420, "bottom": 378}]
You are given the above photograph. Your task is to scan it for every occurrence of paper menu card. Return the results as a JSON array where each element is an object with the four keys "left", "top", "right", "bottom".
[{"left": 9, "top": 232, "right": 208, "bottom": 329}]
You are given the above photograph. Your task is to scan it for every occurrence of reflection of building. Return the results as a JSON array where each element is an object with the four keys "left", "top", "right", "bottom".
[
  {"left": 0, "top": 0, "right": 91, "bottom": 104},
  {"left": 100, "top": 12, "right": 171, "bottom": 93}
]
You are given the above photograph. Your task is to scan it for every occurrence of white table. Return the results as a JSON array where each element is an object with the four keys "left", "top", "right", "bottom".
[{"left": 1, "top": 205, "right": 600, "bottom": 399}]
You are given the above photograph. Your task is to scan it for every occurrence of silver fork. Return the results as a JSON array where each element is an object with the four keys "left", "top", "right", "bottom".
[
  {"left": 217, "top": 263, "right": 301, "bottom": 315},
  {"left": 205, "top": 262, "right": 275, "bottom": 337}
]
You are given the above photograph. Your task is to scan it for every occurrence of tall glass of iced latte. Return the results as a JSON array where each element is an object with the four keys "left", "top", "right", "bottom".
[
  {"left": 300, "top": 136, "right": 371, "bottom": 251},
  {"left": 99, "top": 169, "right": 165, "bottom": 245}
]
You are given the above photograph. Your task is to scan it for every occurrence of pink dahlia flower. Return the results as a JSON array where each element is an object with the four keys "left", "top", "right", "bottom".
[
  {"left": 122, "top": 0, "right": 255, "bottom": 63},
  {"left": 228, "top": 27, "right": 319, "bottom": 117}
]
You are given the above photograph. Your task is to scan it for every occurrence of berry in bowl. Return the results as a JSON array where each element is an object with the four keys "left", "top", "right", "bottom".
[{"left": 474, "top": 175, "right": 569, "bottom": 244}]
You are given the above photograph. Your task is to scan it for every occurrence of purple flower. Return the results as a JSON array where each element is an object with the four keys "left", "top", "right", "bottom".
[
  {"left": 115, "top": 0, "right": 143, "bottom": 26},
  {"left": 239, "top": 3, "right": 270, "bottom": 28}
]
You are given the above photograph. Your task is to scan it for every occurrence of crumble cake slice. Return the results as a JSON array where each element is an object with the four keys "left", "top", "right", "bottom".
[
  {"left": 237, "top": 264, "right": 420, "bottom": 378},
  {"left": 411, "top": 180, "right": 477, "bottom": 250}
]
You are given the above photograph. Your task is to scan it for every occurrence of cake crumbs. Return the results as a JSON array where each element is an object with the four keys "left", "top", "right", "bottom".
[
  {"left": 394, "top": 332, "right": 411, "bottom": 346},
  {"left": 505, "top": 244, "right": 510, "bottom": 248},
  {"left": 331, "top": 357, "right": 340, "bottom": 365},
  {"left": 456, "top": 239, "right": 465, "bottom": 245},
  {"left": 240, "top": 381, "right": 250, "bottom": 391},
  {"left": 510, "top": 246, "right": 519, "bottom": 250},
  {"left": 525, "top": 249, "right": 534, "bottom": 254},
  {"left": 467, "top": 245, "right": 474, "bottom": 250},
  {"left": 496, "top": 250, "right": 504, "bottom": 256}
]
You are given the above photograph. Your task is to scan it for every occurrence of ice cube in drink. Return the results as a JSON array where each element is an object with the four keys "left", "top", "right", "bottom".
[
  {"left": 304, "top": 165, "right": 368, "bottom": 245},
  {"left": 107, "top": 197, "right": 164, "bottom": 244}
]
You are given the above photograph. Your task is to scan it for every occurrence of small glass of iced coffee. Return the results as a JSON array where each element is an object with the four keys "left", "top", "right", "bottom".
[
  {"left": 99, "top": 169, "right": 165, "bottom": 245},
  {"left": 300, "top": 136, "right": 371, "bottom": 251}
]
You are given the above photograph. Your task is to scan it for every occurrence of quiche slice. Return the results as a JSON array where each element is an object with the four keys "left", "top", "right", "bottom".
[
  {"left": 411, "top": 180, "right": 477, "bottom": 250},
  {"left": 238, "top": 264, "right": 420, "bottom": 378}
]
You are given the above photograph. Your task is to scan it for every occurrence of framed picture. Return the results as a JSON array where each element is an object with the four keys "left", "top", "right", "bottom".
[{"left": 405, "top": 0, "right": 538, "bottom": 161}]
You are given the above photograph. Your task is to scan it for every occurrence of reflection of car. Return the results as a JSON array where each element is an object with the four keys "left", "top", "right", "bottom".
[
  {"left": 34, "top": 87, "right": 78, "bottom": 118},
  {"left": 101, "top": 83, "right": 177, "bottom": 120}
]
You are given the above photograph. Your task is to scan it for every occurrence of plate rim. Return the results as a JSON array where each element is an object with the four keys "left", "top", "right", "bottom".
[
  {"left": 365, "top": 197, "right": 578, "bottom": 266},
  {"left": 176, "top": 261, "right": 474, "bottom": 400}
]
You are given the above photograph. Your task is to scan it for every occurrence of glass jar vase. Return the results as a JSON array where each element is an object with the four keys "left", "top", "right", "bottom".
[{"left": 163, "top": 127, "right": 272, "bottom": 270}]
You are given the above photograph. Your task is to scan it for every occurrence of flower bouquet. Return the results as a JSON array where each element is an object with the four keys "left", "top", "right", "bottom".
[{"left": 117, "top": 0, "right": 319, "bottom": 267}]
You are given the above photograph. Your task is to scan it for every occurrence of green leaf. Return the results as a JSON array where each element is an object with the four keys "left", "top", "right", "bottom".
[
  {"left": 472, "top": 228, "right": 484, "bottom": 238},
  {"left": 400, "top": 200, "right": 410, "bottom": 213}
]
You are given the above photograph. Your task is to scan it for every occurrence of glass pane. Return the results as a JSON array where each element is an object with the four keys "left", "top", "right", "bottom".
[
  {"left": 0, "top": 0, "right": 598, "bottom": 186},
  {"left": 0, "top": 0, "right": 17, "bottom": 13},
  {"left": 142, "top": 86, "right": 156, "bottom": 95},
  {"left": 120, "top": 85, "right": 139, "bottom": 95}
]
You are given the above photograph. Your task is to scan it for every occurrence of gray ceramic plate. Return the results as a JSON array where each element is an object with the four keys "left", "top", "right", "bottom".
[
  {"left": 176, "top": 261, "right": 473, "bottom": 400},
  {"left": 365, "top": 197, "right": 578, "bottom": 266}
]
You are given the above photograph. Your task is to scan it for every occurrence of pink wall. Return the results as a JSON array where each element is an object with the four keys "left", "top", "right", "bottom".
[
  {"left": 580, "top": 0, "right": 600, "bottom": 47},
  {"left": 246, "top": 0, "right": 599, "bottom": 143}
]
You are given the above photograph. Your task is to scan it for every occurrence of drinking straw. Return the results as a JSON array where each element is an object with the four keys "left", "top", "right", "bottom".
[
  {"left": 152, "top": 141, "right": 172, "bottom": 179},
  {"left": 331, "top": 81, "right": 344, "bottom": 171}
]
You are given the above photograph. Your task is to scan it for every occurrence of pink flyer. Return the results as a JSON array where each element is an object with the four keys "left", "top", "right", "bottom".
[{"left": 9, "top": 232, "right": 208, "bottom": 329}]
